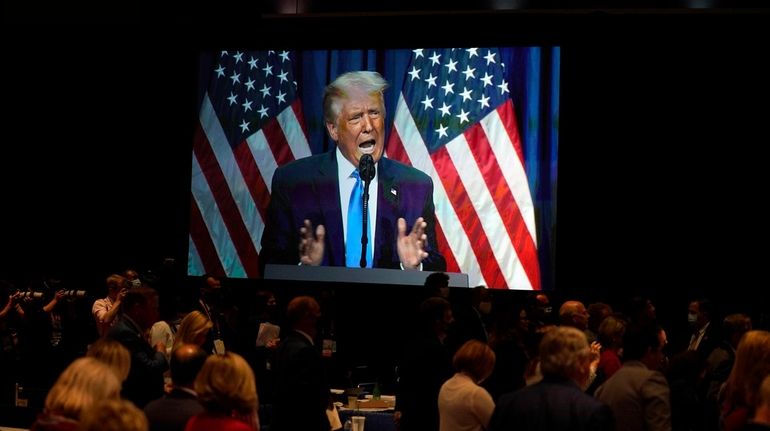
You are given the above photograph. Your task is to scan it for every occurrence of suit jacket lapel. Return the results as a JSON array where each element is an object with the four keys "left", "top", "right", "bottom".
[
  {"left": 316, "top": 151, "right": 344, "bottom": 266},
  {"left": 375, "top": 158, "right": 399, "bottom": 267}
]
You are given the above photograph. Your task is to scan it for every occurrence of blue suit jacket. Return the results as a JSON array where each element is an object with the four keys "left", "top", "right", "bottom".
[
  {"left": 261, "top": 150, "right": 446, "bottom": 271},
  {"left": 489, "top": 376, "right": 614, "bottom": 431}
]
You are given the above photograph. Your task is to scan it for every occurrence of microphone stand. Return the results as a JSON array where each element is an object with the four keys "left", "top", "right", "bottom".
[
  {"left": 360, "top": 177, "right": 370, "bottom": 268},
  {"left": 358, "top": 154, "right": 375, "bottom": 268}
]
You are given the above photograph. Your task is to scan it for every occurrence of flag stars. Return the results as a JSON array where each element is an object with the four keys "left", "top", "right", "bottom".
[
  {"left": 276, "top": 90, "right": 287, "bottom": 105},
  {"left": 242, "top": 99, "right": 253, "bottom": 112},
  {"left": 477, "top": 94, "right": 491, "bottom": 109},
  {"left": 408, "top": 66, "right": 421, "bottom": 81},
  {"left": 421, "top": 95, "right": 434, "bottom": 110},
  {"left": 429, "top": 51, "right": 441, "bottom": 66},
  {"left": 497, "top": 79, "right": 510, "bottom": 95},
  {"left": 227, "top": 92, "right": 238, "bottom": 106},
  {"left": 258, "top": 104, "right": 269, "bottom": 118},
  {"left": 413, "top": 49, "right": 424, "bottom": 58},
  {"left": 278, "top": 70, "right": 289, "bottom": 84},
  {"left": 466, "top": 48, "right": 479, "bottom": 58},
  {"left": 259, "top": 83, "right": 271, "bottom": 98},
  {"left": 456, "top": 108, "right": 470, "bottom": 124},
  {"left": 425, "top": 73, "right": 437, "bottom": 89},
  {"left": 233, "top": 51, "right": 244, "bottom": 63},
  {"left": 262, "top": 64, "right": 273, "bottom": 77},
  {"left": 279, "top": 51, "right": 290, "bottom": 62},
  {"left": 481, "top": 72, "right": 494, "bottom": 87},
  {"left": 248, "top": 57, "right": 258, "bottom": 69},
  {"left": 439, "top": 102, "right": 452, "bottom": 117},
  {"left": 220, "top": 51, "right": 229, "bottom": 57},
  {"left": 215, "top": 65, "right": 226, "bottom": 78},
  {"left": 444, "top": 58, "right": 458, "bottom": 74},
  {"left": 441, "top": 80, "right": 455, "bottom": 96},
  {"left": 462, "top": 65, "right": 476, "bottom": 80},
  {"left": 239, "top": 119, "right": 250, "bottom": 133},
  {"left": 245, "top": 78, "right": 256, "bottom": 92},
  {"left": 460, "top": 87, "right": 473, "bottom": 102},
  {"left": 484, "top": 50, "right": 496, "bottom": 65},
  {"left": 435, "top": 123, "right": 449, "bottom": 139},
  {"left": 229, "top": 71, "right": 241, "bottom": 85}
]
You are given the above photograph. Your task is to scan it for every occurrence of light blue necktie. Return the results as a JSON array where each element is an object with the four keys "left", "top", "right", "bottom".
[{"left": 346, "top": 170, "right": 372, "bottom": 268}]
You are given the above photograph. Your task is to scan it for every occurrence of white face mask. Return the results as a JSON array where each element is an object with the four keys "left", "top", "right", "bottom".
[
  {"left": 478, "top": 301, "right": 492, "bottom": 315},
  {"left": 130, "top": 279, "right": 142, "bottom": 288},
  {"left": 687, "top": 313, "right": 698, "bottom": 327}
]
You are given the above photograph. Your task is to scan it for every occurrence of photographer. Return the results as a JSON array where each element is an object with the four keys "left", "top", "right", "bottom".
[{"left": 93, "top": 274, "right": 129, "bottom": 338}]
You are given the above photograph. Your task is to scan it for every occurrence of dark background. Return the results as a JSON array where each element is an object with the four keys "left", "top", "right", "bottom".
[
  {"left": 3, "top": 11, "right": 768, "bottom": 294},
  {"left": 2, "top": 9, "right": 769, "bottom": 425}
]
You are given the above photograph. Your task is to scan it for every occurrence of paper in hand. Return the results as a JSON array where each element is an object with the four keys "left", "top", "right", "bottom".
[{"left": 256, "top": 322, "right": 280, "bottom": 347}]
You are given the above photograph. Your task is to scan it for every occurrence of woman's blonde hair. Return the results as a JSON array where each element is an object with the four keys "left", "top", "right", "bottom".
[
  {"left": 724, "top": 330, "right": 770, "bottom": 408},
  {"left": 195, "top": 352, "right": 258, "bottom": 416},
  {"left": 79, "top": 399, "right": 148, "bottom": 431},
  {"left": 87, "top": 338, "right": 131, "bottom": 382},
  {"left": 44, "top": 357, "right": 121, "bottom": 420},
  {"left": 175, "top": 310, "right": 213, "bottom": 348}
]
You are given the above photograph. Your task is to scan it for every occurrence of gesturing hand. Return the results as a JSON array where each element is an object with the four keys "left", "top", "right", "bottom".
[
  {"left": 299, "top": 219, "right": 326, "bottom": 266},
  {"left": 397, "top": 217, "right": 429, "bottom": 270}
]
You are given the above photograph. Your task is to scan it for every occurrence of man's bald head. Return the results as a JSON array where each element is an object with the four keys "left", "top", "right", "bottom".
[{"left": 171, "top": 343, "right": 207, "bottom": 388}]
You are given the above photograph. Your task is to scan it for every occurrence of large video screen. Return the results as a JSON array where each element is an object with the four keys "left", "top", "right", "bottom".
[{"left": 187, "top": 47, "right": 558, "bottom": 290}]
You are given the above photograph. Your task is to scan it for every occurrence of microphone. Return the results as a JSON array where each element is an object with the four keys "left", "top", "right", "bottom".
[{"left": 358, "top": 154, "right": 375, "bottom": 268}]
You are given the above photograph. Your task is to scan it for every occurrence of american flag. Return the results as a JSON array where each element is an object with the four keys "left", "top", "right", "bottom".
[
  {"left": 188, "top": 50, "right": 310, "bottom": 278},
  {"left": 189, "top": 48, "right": 541, "bottom": 290},
  {"left": 386, "top": 48, "right": 540, "bottom": 290}
]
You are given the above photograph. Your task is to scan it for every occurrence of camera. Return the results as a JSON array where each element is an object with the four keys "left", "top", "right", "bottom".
[
  {"left": 61, "top": 290, "right": 86, "bottom": 298},
  {"left": 15, "top": 291, "right": 43, "bottom": 300}
]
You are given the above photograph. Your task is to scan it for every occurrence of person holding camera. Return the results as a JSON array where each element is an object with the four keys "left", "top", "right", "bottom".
[{"left": 93, "top": 274, "right": 129, "bottom": 338}]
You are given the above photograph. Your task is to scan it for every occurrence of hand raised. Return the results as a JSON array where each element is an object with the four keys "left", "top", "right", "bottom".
[
  {"left": 397, "top": 217, "right": 429, "bottom": 269},
  {"left": 299, "top": 219, "right": 326, "bottom": 266}
]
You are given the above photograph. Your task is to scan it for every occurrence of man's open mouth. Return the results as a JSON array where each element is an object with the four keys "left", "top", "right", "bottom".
[{"left": 359, "top": 139, "right": 376, "bottom": 154}]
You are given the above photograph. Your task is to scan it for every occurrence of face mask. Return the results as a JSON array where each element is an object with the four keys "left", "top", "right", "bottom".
[
  {"left": 478, "top": 301, "right": 492, "bottom": 315},
  {"left": 687, "top": 313, "right": 698, "bottom": 327},
  {"left": 130, "top": 279, "right": 142, "bottom": 288}
]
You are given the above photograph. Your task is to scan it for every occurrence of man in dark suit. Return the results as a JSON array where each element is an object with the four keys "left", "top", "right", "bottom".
[
  {"left": 271, "top": 296, "right": 330, "bottom": 431},
  {"left": 489, "top": 326, "right": 614, "bottom": 431},
  {"left": 144, "top": 344, "right": 207, "bottom": 431},
  {"left": 261, "top": 71, "right": 446, "bottom": 272},
  {"left": 107, "top": 287, "right": 168, "bottom": 408}
]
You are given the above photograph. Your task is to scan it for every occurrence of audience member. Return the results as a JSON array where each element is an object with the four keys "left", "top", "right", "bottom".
[
  {"left": 174, "top": 311, "right": 213, "bottom": 350},
  {"left": 438, "top": 340, "right": 496, "bottom": 431},
  {"left": 559, "top": 300, "right": 589, "bottom": 333},
  {"left": 686, "top": 298, "right": 717, "bottom": 359},
  {"left": 720, "top": 330, "right": 770, "bottom": 431},
  {"left": 31, "top": 357, "right": 121, "bottom": 431},
  {"left": 144, "top": 344, "right": 207, "bottom": 431},
  {"left": 596, "top": 316, "right": 627, "bottom": 383},
  {"left": 396, "top": 297, "right": 454, "bottom": 431},
  {"left": 107, "top": 287, "right": 168, "bottom": 408},
  {"left": 596, "top": 323, "right": 671, "bottom": 431},
  {"left": 488, "top": 326, "right": 613, "bottom": 431},
  {"left": 186, "top": 352, "right": 259, "bottom": 431},
  {"left": 271, "top": 296, "right": 330, "bottom": 431}
]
